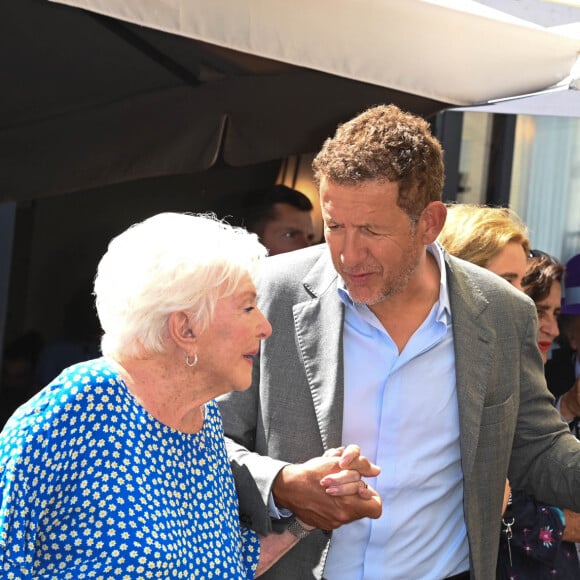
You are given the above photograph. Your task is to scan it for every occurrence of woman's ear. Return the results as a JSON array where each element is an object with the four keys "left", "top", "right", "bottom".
[{"left": 168, "top": 311, "right": 196, "bottom": 349}]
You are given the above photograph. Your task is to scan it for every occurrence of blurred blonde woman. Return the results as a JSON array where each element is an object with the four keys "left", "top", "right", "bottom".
[{"left": 438, "top": 204, "right": 530, "bottom": 290}]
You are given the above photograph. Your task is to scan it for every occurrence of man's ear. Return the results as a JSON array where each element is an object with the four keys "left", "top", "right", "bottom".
[
  {"left": 420, "top": 201, "right": 447, "bottom": 244},
  {"left": 167, "top": 310, "right": 196, "bottom": 350}
]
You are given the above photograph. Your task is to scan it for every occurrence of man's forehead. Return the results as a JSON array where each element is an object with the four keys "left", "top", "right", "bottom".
[{"left": 272, "top": 202, "right": 311, "bottom": 220}]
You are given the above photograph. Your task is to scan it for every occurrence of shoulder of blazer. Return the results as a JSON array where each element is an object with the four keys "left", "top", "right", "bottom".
[
  {"left": 444, "top": 250, "right": 537, "bottom": 322},
  {"left": 259, "top": 244, "right": 338, "bottom": 300}
]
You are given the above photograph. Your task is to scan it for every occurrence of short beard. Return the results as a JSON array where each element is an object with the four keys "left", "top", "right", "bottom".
[{"left": 351, "top": 223, "right": 420, "bottom": 306}]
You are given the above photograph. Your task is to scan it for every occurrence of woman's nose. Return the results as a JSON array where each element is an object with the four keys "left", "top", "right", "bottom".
[{"left": 258, "top": 309, "right": 272, "bottom": 339}]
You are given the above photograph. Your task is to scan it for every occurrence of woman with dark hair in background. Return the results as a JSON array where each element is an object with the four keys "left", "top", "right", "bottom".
[{"left": 498, "top": 251, "right": 580, "bottom": 579}]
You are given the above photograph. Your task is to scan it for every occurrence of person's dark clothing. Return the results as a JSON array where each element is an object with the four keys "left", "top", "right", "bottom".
[
  {"left": 545, "top": 347, "right": 576, "bottom": 398},
  {"left": 498, "top": 490, "right": 580, "bottom": 579}
]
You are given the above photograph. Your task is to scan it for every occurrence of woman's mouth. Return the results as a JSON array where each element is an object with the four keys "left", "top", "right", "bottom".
[
  {"left": 538, "top": 341, "right": 552, "bottom": 352},
  {"left": 243, "top": 350, "right": 259, "bottom": 363}
]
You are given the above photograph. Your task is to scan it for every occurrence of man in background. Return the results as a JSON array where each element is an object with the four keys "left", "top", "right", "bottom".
[{"left": 241, "top": 184, "right": 315, "bottom": 255}]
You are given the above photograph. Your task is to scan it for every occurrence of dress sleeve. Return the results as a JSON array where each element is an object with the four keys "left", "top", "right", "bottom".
[
  {"left": 0, "top": 552, "right": 32, "bottom": 579},
  {"left": 239, "top": 524, "right": 260, "bottom": 579},
  {"left": 0, "top": 415, "right": 39, "bottom": 576}
]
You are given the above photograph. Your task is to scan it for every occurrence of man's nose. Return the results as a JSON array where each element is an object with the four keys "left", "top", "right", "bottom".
[{"left": 340, "top": 231, "right": 366, "bottom": 267}]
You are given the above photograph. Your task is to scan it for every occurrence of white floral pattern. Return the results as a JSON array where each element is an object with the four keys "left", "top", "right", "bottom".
[{"left": 0, "top": 358, "right": 259, "bottom": 579}]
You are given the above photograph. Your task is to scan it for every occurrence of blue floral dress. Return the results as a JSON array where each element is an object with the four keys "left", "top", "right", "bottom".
[{"left": 0, "top": 358, "right": 260, "bottom": 579}]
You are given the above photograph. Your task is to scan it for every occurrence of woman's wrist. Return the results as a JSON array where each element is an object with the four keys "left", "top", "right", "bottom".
[{"left": 559, "top": 393, "right": 576, "bottom": 422}]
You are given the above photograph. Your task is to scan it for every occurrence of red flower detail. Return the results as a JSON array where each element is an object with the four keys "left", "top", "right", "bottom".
[{"left": 539, "top": 526, "right": 554, "bottom": 547}]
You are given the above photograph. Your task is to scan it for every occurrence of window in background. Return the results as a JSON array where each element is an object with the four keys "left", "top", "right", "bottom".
[
  {"left": 456, "top": 112, "right": 494, "bottom": 205},
  {"left": 510, "top": 115, "right": 580, "bottom": 262}
]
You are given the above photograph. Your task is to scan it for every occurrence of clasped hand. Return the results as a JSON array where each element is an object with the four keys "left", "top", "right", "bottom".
[
  {"left": 272, "top": 444, "right": 382, "bottom": 530},
  {"left": 560, "top": 377, "right": 580, "bottom": 421}
]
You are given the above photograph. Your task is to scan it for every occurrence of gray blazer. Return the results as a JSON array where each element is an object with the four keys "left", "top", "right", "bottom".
[{"left": 218, "top": 244, "right": 580, "bottom": 579}]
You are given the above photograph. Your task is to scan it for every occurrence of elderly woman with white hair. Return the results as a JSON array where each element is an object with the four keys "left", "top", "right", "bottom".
[{"left": 0, "top": 213, "right": 380, "bottom": 579}]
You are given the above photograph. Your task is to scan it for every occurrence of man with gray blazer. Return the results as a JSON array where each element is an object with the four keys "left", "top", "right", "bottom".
[{"left": 218, "top": 104, "right": 580, "bottom": 579}]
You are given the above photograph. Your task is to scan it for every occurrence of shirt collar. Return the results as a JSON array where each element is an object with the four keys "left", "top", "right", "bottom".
[{"left": 337, "top": 242, "right": 451, "bottom": 323}]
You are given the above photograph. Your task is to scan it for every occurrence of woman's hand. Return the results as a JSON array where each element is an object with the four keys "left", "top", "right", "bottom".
[
  {"left": 562, "top": 508, "right": 580, "bottom": 542},
  {"left": 272, "top": 444, "right": 382, "bottom": 530},
  {"left": 560, "top": 379, "right": 580, "bottom": 421},
  {"left": 319, "top": 445, "right": 382, "bottom": 509}
]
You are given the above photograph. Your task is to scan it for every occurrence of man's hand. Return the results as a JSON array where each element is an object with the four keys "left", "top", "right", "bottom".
[{"left": 272, "top": 444, "right": 382, "bottom": 530}]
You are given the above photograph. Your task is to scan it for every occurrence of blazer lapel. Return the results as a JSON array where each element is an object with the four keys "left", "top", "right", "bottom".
[
  {"left": 446, "top": 255, "right": 497, "bottom": 482},
  {"left": 289, "top": 249, "right": 498, "bottom": 466},
  {"left": 293, "top": 252, "right": 345, "bottom": 450}
]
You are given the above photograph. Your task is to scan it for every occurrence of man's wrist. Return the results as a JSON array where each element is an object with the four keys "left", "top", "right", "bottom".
[{"left": 272, "top": 464, "right": 296, "bottom": 511}]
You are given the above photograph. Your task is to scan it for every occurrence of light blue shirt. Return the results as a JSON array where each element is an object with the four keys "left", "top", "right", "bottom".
[{"left": 324, "top": 243, "right": 469, "bottom": 580}]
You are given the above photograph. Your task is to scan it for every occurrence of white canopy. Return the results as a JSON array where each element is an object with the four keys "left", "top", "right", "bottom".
[
  {"left": 453, "top": 20, "right": 580, "bottom": 116},
  {"left": 4, "top": 0, "right": 580, "bottom": 202},
  {"left": 50, "top": 0, "right": 580, "bottom": 106}
]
